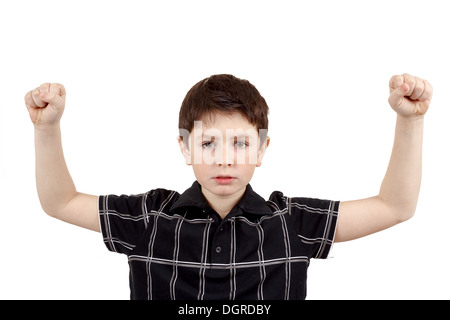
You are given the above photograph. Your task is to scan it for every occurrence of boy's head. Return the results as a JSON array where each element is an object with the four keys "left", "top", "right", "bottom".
[
  {"left": 177, "top": 74, "right": 270, "bottom": 198},
  {"left": 178, "top": 74, "right": 269, "bottom": 146}
]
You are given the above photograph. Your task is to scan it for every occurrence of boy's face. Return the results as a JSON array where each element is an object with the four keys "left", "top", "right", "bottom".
[{"left": 178, "top": 112, "right": 269, "bottom": 199}]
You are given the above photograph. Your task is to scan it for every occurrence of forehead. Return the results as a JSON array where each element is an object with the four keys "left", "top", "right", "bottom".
[{"left": 195, "top": 111, "right": 257, "bottom": 132}]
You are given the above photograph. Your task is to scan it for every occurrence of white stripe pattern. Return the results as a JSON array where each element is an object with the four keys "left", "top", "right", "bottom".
[{"left": 99, "top": 185, "right": 339, "bottom": 300}]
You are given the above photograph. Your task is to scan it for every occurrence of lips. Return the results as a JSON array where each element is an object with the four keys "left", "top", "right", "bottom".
[{"left": 213, "top": 176, "right": 236, "bottom": 185}]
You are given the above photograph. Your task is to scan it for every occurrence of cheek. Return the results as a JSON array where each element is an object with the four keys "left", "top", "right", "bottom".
[
  {"left": 243, "top": 146, "right": 260, "bottom": 165},
  {"left": 191, "top": 164, "right": 211, "bottom": 181},
  {"left": 189, "top": 145, "right": 216, "bottom": 165},
  {"left": 236, "top": 164, "right": 256, "bottom": 179}
]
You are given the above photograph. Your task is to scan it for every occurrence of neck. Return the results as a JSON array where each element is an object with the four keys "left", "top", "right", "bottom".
[{"left": 201, "top": 186, "right": 246, "bottom": 219}]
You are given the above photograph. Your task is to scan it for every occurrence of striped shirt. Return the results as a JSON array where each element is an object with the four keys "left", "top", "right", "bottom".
[{"left": 99, "top": 181, "right": 339, "bottom": 300}]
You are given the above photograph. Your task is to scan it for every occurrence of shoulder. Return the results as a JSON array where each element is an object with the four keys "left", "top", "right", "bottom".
[
  {"left": 267, "top": 191, "right": 339, "bottom": 215},
  {"left": 100, "top": 187, "right": 181, "bottom": 215},
  {"left": 145, "top": 188, "right": 181, "bottom": 204},
  {"left": 265, "top": 191, "right": 340, "bottom": 259}
]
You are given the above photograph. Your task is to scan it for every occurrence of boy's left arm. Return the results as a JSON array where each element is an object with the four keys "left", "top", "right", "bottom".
[{"left": 335, "top": 74, "right": 433, "bottom": 242}]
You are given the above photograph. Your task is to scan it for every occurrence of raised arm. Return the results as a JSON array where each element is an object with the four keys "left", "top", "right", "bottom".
[
  {"left": 335, "top": 74, "right": 432, "bottom": 242},
  {"left": 25, "top": 83, "right": 100, "bottom": 232}
]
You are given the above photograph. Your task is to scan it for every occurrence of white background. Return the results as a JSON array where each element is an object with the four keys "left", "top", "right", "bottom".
[{"left": 1, "top": 0, "right": 449, "bottom": 299}]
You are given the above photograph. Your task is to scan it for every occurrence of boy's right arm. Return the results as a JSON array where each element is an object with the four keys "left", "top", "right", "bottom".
[{"left": 25, "top": 83, "right": 100, "bottom": 232}]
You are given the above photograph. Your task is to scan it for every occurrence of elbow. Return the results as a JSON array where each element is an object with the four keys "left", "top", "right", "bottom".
[
  {"left": 37, "top": 192, "right": 76, "bottom": 220},
  {"left": 378, "top": 195, "right": 417, "bottom": 224},
  {"left": 392, "top": 205, "right": 417, "bottom": 224},
  {"left": 397, "top": 211, "right": 415, "bottom": 224},
  {"left": 41, "top": 206, "right": 59, "bottom": 219},
  {"left": 39, "top": 201, "right": 64, "bottom": 220}
]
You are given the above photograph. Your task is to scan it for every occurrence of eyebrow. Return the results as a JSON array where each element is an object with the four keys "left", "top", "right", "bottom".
[
  {"left": 201, "top": 134, "right": 256, "bottom": 140},
  {"left": 193, "top": 130, "right": 258, "bottom": 141},
  {"left": 233, "top": 134, "right": 256, "bottom": 141},
  {"left": 233, "top": 135, "right": 250, "bottom": 142},
  {"left": 202, "top": 135, "right": 216, "bottom": 141}
]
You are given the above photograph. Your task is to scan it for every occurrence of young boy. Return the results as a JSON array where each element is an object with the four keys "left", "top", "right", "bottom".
[{"left": 25, "top": 73, "right": 432, "bottom": 300}]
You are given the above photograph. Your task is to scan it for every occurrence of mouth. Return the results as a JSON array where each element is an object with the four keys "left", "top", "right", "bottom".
[{"left": 213, "top": 176, "right": 236, "bottom": 185}]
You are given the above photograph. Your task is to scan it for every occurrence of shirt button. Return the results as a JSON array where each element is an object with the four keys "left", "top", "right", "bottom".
[{"left": 215, "top": 246, "right": 222, "bottom": 254}]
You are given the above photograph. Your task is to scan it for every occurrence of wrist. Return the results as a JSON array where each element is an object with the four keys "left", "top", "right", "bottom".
[
  {"left": 395, "top": 114, "right": 424, "bottom": 138},
  {"left": 34, "top": 123, "right": 61, "bottom": 136},
  {"left": 396, "top": 114, "right": 424, "bottom": 126}
]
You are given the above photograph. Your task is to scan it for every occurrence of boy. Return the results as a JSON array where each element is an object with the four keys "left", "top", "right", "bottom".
[{"left": 24, "top": 73, "right": 432, "bottom": 299}]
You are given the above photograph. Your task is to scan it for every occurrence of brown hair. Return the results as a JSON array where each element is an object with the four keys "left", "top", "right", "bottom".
[{"left": 178, "top": 74, "right": 269, "bottom": 145}]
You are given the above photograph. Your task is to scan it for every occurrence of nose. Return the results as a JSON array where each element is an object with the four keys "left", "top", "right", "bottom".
[
  {"left": 218, "top": 162, "right": 232, "bottom": 167},
  {"left": 216, "top": 146, "right": 234, "bottom": 167}
]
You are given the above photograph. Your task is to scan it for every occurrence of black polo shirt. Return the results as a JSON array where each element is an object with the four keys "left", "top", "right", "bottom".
[{"left": 99, "top": 181, "right": 339, "bottom": 300}]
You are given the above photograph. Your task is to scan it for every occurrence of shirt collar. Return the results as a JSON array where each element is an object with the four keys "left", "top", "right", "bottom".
[{"left": 170, "top": 181, "right": 273, "bottom": 216}]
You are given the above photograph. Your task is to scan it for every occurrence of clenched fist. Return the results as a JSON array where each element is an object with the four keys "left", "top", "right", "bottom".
[
  {"left": 388, "top": 74, "right": 432, "bottom": 117},
  {"left": 24, "top": 83, "right": 66, "bottom": 127}
]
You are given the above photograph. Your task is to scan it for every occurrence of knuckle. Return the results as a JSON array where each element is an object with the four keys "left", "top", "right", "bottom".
[
  {"left": 390, "top": 75, "right": 404, "bottom": 88},
  {"left": 39, "top": 83, "right": 50, "bottom": 92},
  {"left": 390, "top": 75, "right": 399, "bottom": 82},
  {"left": 50, "top": 83, "right": 66, "bottom": 96},
  {"left": 24, "top": 91, "right": 32, "bottom": 104},
  {"left": 425, "top": 80, "right": 433, "bottom": 92},
  {"left": 418, "top": 80, "right": 425, "bottom": 90},
  {"left": 405, "top": 75, "right": 415, "bottom": 85}
]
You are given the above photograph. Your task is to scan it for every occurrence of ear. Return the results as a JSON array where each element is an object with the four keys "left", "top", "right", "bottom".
[
  {"left": 256, "top": 136, "right": 270, "bottom": 167},
  {"left": 177, "top": 136, "right": 192, "bottom": 165}
]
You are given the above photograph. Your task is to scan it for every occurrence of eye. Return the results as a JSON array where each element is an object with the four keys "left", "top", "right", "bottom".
[
  {"left": 234, "top": 141, "right": 248, "bottom": 149},
  {"left": 202, "top": 141, "right": 215, "bottom": 150}
]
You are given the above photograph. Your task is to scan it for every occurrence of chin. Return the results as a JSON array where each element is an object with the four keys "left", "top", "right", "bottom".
[
  {"left": 202, "top": 180, "right": 246, "bottom": 197},
  {"left": 210, "top": 184, "right": 239, "bottom": 194},
  {"left": 214, "top": 186, "right": 240, "bottom": 196}
]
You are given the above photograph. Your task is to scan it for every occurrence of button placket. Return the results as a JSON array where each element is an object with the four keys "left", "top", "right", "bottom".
[
  {"left": 210, "top": 218, "right": 229, "bottom": 262},
  {"left": 215, "top": 223, "right": 224, "bottom": 254}
]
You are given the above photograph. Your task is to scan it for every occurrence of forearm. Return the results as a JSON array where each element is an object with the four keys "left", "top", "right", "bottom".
[
  {"left": 378, "top": 115, "right": 424, "bottom": 220},
  {"left": 335, "top": 74, "right": 431, "bottom": 242},
  {"left": 34, "top": 124, "right": 77, "bottom": 216}
]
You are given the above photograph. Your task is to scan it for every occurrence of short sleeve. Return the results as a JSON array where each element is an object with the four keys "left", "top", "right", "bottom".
[
  {"left": 288, "top": 197, "right": 340, "bottom": 259},
  {"left": 98, "top": 193, "right": 150, "bottom": 255}
]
